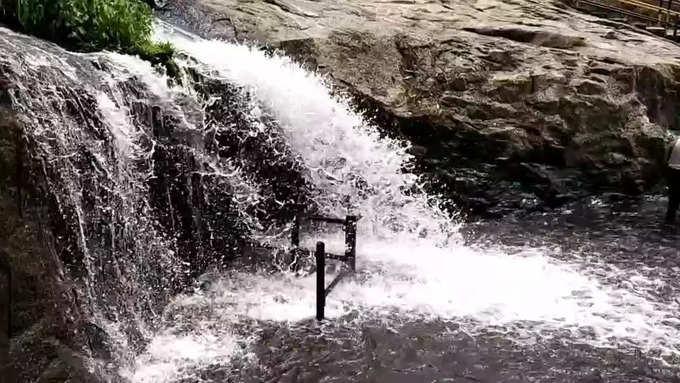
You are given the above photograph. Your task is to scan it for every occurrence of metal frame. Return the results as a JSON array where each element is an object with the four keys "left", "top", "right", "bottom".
[
  {"left": 291, "top": 213, "right": 360, "bottom": 320},
  {"left": 315, "top": 242, "right": 326, "bottom": 321},
  {"left": 290, "top": 214, "right": 359, "bottom": 272},
  {"left": 573, "top": 0, "right": 680, "bottom": 37}
]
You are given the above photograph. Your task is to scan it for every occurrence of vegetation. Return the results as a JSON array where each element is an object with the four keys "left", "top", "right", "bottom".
[{"left": 0, "top": 0, "right": 175, "bottom": 71}]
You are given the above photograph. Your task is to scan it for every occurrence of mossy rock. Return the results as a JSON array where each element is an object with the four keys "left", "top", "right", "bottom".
[{"left": 136, "top": 41, "right": 180, "bottom": 79}]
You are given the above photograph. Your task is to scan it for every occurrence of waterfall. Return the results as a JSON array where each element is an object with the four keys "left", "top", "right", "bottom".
[
  {"left": 2, "top": 19, "right": 679, "bottom": 383},
  {"left": 0, "top": 23, "right": 290, "bottom": 380},
  {"left": 119, "top": 23, "right": 680, "bottom": 382},
  {"left": 0, "top": 26, "right": 187, "bottom": 374}
]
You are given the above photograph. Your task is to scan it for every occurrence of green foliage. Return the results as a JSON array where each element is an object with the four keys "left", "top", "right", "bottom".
[
  {"left": 138, "top": 41, "right": 180, "bottom": 77},
  {"left": 0, "top": 0, "right": 175, "bottom": 72},
  {"left": 138, "top": 40, "right": 174, "bottom": 61}
]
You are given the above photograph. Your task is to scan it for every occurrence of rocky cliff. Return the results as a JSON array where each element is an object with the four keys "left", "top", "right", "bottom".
[{"left": 161, "top": 0, "right": 680, "bottom": 217}]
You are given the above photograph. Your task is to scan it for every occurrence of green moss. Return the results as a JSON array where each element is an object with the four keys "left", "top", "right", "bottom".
[
  {"left": 0, "top": 0, "right": 176, "bottom": 74},
  {"left": 137, "top": 40, "right": 179, "bottom": 77}
]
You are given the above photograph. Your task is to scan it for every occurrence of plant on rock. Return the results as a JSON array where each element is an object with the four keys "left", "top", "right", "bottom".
[{"left": 0, "top": 0, "right": 175, "bottom": 71}]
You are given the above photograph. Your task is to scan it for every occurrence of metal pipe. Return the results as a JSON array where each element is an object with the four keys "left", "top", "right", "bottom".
[
  {"left": 579, "top": 0, "right": 680, "bottom": 23},
  {"left": 316, "top": 242, "right": 325, "bottom": 321},
  {"left": 325, "top": 271, "right": 348, "bottom": 298},
  {"left": 344, "top": 216, "right": 358, "bottom": 272},
  {"left": 305, "top": 215, "right": 346, "bottom": 225}
]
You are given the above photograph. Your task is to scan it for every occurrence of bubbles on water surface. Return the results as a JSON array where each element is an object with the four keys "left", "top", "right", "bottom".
[{"left": 122, "top": 321, "right": 255, "bottom": 383}]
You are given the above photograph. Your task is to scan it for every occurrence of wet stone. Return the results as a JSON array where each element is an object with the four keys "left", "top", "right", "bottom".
[{"left": 574, "top": 79, "right": 607, "bottom": 95}]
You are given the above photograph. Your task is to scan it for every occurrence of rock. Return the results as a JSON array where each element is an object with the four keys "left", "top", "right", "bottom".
[
  {"left": 490, "top": 73, "right": 534, "bottom": 102},
  {"left": 84, "top": 323, "right": 112, "bottom": 361},
  {"left": 645, "top": 26, "right": 666, "bottom": 37},
  {"left": 37, "top": 344, "right": 99, "bottom": 383},
  {"left": 0, "top": 106, "right": 93, "bottom": 382},
  {"left": 486, "top": 50, "right": 515, "bottom": 65},
  {"left": 160, "top": 0, "right": 680, "bottom": 216},
  {"left": 573, "top": 79, "right": 607, "bottom": 95},
  {"left": 603, "top": 30, "right": 617, "bottom": 40},
  {"left": 0, "top": 252, "right": 9, "bottom": 382},
  {"left": 450, "top": 76, "right": 467, "bottom": 92},
  {"left": 463, "top": 26, "right": 587, "bottom": 49}
]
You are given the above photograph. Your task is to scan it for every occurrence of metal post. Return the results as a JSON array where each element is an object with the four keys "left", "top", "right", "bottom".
[
  {"left": 291, "top": 214, "right": 300, "bottom": 247},
  {"left": 344, "top": 216, "right": 358, "bottom": 272},
  {"left": 668, "top": 1, "right": 673, "bottom": 26},
  {"left": 315, "top": 242, "right": 325, "bottom": 321}
]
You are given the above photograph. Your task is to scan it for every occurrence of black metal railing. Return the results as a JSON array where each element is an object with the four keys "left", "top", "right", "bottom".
[
  {"left": 291, "top": 213, "right": 358, "bottom": 271},
  {"left": 291, "top": 213, "right": 360, "bottom": 320},
  {"left": 659, "top": 0, "right": 678, "bottom": 11},
  {"left": 573, "top": 0, "right": 680, "bottom": 37}
]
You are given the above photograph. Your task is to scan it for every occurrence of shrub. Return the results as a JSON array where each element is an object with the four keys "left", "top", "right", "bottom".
[{"left": 0, "top": 0, "right": 175, "bottom": 71}]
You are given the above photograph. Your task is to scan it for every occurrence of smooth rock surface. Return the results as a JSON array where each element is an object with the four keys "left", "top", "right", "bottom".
[{"left": 161, "top": 0, "right": 680, "bottom": 216}]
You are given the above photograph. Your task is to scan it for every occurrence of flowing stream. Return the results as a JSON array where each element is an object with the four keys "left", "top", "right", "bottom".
[{"left": 106, "top": 24, "right": 680, "bottom": 382}]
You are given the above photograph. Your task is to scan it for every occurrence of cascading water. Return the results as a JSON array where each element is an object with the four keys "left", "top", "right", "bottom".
[
  {"left": 0, "top": 27, "right": 187, "bottom": 375},
  {"left": 3, "top": 18, "right": 680, "bottom": 382},
  {"left": 118, "top": 24, "right": 680, "bottom": 382},
  {"left": 0, "top": 23, "right": 289, "bottom": 381}
]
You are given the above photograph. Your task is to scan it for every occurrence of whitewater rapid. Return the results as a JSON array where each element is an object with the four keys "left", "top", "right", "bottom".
[{"left": 110, "top": 23, "right": 680, "bottom": 382}]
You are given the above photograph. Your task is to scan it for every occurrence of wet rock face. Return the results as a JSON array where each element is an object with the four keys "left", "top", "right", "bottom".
[
  {"left": 0, "top": 251, "right": 10, "bottom": 379},
  {"left": 162, "top": 0, "right": 680, "bottom": 217},
  {"left": 0, "top": 27, "right": 311, "bottom": 380},
  {"left": 0, "top": 98, "right": 93, "bottom": 382}
]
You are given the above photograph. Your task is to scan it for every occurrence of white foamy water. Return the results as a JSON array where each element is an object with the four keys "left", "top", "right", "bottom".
[
  {"left": 186, "top": 243, "right": 678, "bottom": 348},
  {"left": 96, "top": 92, "right": 137, "bottom": 157},
  {"left": 124, "top": 329, "right": 250, "bottom": 383},
  {"left": 155, "top": 26, "right": 455, "bottom": 246},
  {"left": 122, "top": 24, "right": 680, "bottom": 380}
]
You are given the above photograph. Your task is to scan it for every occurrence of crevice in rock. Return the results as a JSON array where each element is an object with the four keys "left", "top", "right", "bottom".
[{"left": 462, "top": 26, "right": 587, "bottom": 49}]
